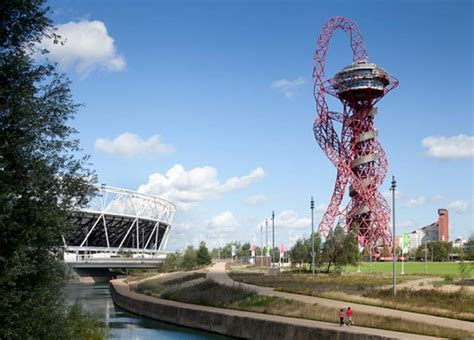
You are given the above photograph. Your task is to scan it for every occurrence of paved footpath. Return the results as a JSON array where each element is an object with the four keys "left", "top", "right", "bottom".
[{"left": 207, "top": 262, "right": 474, "bottom": 333}]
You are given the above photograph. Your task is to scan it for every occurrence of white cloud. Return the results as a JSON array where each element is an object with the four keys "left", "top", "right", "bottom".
[
  {"left": 94, "top": 132, "right": 175, "bottom": 158},
  {"left": 171, "top": 220, "right": 194, "bottom": 234},
  {"left": 404, "top": 196, "right": 427, "bottom": 208},
  {"left": 207, "top": 211, "right": 240, "bottom": 233},
  {"left": 39, "top": 20, "right": 126, "bottom": 76},
  {"left": 220, "top": 168, "right": 265, "bottom": 192},
  {"left": 397, "top": 220, "right": 415, "bottom": 228},
  {"left": 244, "top": 195, "right": 267, "bottom": 205},
  {"left": 382, "top": 190, "right": 403, "bottom": 201},
  {"left": 447, "top": 200, "right": 471, "bottom": 214},
  {"left": 271, "top": 77, "right": 306, "bottom": 98},
  {"left": 315, "top": 203, "right": 328, "bottom": 213},
  {"left": 261, "top": 210, "right": 310, "bottom": 230},
  {"left": 403, "top": 194, "right": 444, "bottom": 208},
  {"left": 138, "top": 165, "right": 265, "bottom": 210},
  {"left": 421, "top": 134, "right": 474, "bottom": 160}
]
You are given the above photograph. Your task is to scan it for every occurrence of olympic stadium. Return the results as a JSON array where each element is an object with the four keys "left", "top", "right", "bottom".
[{"left": 63, "top": 185, "right": 176, "bottom": 267}]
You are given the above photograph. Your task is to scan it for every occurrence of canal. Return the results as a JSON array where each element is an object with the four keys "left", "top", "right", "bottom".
[{"left": 66, "top": 283, "right": 232, "bottom": 339}]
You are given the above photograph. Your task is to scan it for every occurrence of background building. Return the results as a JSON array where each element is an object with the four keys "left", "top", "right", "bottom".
[
  {"left": 405, "top": 209, "right": 449, "bottom": 252},
  {"left": 437, "top": 208, "right": 449, "bottom": 242}
]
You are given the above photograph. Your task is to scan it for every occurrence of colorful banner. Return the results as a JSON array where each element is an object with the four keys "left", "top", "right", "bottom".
[
  {"left": 358, "top": 235, "right": 365, "bottom": 253},
  {"left": 251, "top": 244, "right": 256, "bottom": 257},
  {"left": 279, "top": 244, "right": 285, "bottom": 258},
  {"left": 402, "top": 233, "right": 409, "bottom": 254}
]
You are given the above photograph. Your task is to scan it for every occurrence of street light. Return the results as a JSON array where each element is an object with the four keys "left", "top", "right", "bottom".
[
  {"left": 390, "top": 175, "right": 397, "bottom": 296},
  {"left": 311, "top": 196, "right": 315, "bottom": 279},
  {"left": 265, "top": 219, "right": 269, "bottom": 258},
  {"left": 272, "top": 211, "right": 275, "bottom": 269}
]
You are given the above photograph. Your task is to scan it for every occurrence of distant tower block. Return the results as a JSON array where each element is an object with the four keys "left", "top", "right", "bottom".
[
  {"left": 438, "top": 208, "right": 449, "bottom": 242},
  {"left": 312, "top": 17, "right": 399, "bottom": 257}
]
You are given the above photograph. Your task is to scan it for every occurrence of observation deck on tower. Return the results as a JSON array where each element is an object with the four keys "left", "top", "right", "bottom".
[{"left": 332, "top": 60, "right": 390, "bottom": 102}]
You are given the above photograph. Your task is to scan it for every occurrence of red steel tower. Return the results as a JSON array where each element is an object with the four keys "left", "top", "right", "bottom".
[{"left": 313, "top": 17, "right": 398, "bottom": 256}]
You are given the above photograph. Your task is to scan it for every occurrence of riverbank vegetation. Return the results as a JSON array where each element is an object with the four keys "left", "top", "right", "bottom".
[
  {"left": 139, "top": 278, "right": 472, "bottom": 338},
  {"left": 0, "top": 1, "right": 105, "bottom": 338}
]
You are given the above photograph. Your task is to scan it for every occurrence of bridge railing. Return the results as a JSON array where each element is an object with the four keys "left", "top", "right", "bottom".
[{"left": 64, "top": 253, "right": 168, "bottom": 263}]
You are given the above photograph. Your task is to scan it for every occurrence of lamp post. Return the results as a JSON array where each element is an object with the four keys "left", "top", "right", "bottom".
[
  {"left": 390, "top": 175, "right": 397, "bottom": 296},
  {"left": 272, "top": 211, "right": 275, "bottom": 269},
  {"left": 260, "top": 225, "right": 263, "bottom": 265},
  {"left": 311, "top": 196, "right": 315, "bottom": 279},
  {"left": 265, "top": 219, "right": 269, "bottom": 258}
]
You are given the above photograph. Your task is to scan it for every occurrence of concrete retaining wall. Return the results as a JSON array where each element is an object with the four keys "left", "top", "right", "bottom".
[{"left": 109, "top": 280, "right": 403, "bottom": 339}]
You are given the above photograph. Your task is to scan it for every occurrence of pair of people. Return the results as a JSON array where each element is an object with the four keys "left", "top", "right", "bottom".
[{"left": 338, "top": 307, "right": 353, "bottom": 326}]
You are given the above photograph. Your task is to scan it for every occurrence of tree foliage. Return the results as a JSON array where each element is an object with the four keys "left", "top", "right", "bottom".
[
  {"left": 289, "top": 227, "right": 358, "bottom": 273},
  {"left": 210, "top": 241, "right": 248, "bottom": 259},
  {"left": 288, "top": 232, "right": 322, "bottom": 271},
  {"left": 163, "top": 242, "right": 213, "bottom": 272},
  {"left": 465, "top": 234, "right": 474, "bottom": 260},
  {"left": 181, "top": 246, "right": 197, "bottom": 270},
  {"left": 415, "top": 241, "right": 450, "bottom": 261},
  {"left": 196, "top": 241, "right": 212, "bottom": 266},
  {"left": 162, "top": 252, "right": 181, "bottom": 273},
  {"left": 0, "top": 1, "right": 97, "bottom": 337}
]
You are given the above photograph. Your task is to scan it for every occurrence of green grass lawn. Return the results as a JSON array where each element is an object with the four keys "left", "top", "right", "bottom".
[{"left": 346, "top": 262, "right": 466, "bottom": 275}]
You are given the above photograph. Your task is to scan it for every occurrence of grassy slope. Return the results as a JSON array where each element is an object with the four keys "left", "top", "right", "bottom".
[
  {"left": 346, "top": 261, "right": 467, "bottom": 275},
  {"left": 155, "top": 280, "right": 472, "bottom": 339}
]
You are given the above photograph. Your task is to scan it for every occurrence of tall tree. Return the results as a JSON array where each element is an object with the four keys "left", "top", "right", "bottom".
[
  {"left": 321, "top": 225, "right": 355, "bottom": 273},
  {"left": 196, "top": 241, "right": 212, "bottom": 266},
  {"left": 0, "top": 0, "right": 96, "bottom": 337},
  {"left": 162, "top": 252, "right": 181, "bottom": 272},
  {"left": 181, "top": 246, "right": 197, "bottom": 270},
  {"left": 290, "top": 239, "right": 308, "bottom": 270}
]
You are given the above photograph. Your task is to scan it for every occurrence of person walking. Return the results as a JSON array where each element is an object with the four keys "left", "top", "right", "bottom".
[
  {"left": 339, "top": 308, "right": 345, "bottom": 327},
  {"left": 346, "top": 307, "right": 353, "bottom": 326}
]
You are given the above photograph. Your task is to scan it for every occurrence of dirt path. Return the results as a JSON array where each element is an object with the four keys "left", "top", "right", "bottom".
[{"left": 206, "top": 262, "right": 474, "bottom": 333}]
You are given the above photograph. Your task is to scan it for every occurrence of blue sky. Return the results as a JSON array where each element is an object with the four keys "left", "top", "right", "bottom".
[{"left": 45, "top": 0, "right": 473, "bottom": 250}]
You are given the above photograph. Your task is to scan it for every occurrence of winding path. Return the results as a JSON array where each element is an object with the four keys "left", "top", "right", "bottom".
[
  {"left": 112, "top": 278, "right": 436, "bottom": 339},
  {"left": 206, "top": 262, "right": 474, "bottom": 333}
]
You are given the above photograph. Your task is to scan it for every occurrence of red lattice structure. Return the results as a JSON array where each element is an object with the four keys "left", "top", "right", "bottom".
[{"left": 312, "top": 17, "right": 398, "bottom": 256}]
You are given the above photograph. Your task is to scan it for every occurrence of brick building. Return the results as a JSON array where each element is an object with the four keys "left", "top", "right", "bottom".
[{"left": 405, "top": 209, "right": 449, "bottom": 252}]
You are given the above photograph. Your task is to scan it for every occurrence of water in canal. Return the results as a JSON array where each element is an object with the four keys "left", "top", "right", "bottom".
[{"left": 66, "top": 283, "right": 232, "bottom": 339}]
